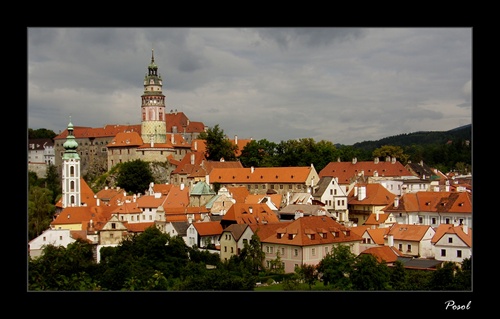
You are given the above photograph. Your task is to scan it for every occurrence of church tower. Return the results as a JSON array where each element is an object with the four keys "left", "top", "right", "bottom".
[
  {"left": 141, "top": 48, "right": 167, "bottom": 144},
  {"left": 61, "top": 118, "right": 81, "bottom": 208}
]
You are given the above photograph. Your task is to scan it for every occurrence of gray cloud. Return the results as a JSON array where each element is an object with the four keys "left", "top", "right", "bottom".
[{"left": 28, "top": 27, "right": 472, "bottom": 144}]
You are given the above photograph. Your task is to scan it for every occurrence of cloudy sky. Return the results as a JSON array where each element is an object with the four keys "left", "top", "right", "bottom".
[{"left": 28, "top": 27, "right": 472, "bottom": 145}]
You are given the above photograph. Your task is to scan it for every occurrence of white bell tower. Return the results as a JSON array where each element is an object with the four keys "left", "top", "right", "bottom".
[{"left": 61, "top": 118, "right": 81, "bottom": 208}]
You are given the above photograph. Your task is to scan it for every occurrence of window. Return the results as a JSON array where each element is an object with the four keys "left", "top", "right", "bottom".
[
  {"left": 325, "top": 247, "right": 328, "bottom": 254},
  {"left": 110, "top": 233, "right": 114, "bottom": 238},
  {"left": 407, "top": 244, "right": 411, "bottom": 252},
  {"left": 398, "top": 244, "right": 403, "bottom": 251},
  {"left": 432, "top": 217, "right": 437, "bottom": 224},
  {"left": 294, "top": 249, "right": 298, "bottom": 256},
  {"left": 111, "top": 223, "right": 116, "bottom": 229},
  {"left": 288, "top": 234, "right": 293, "bottom": 240},
  {"left": 312, "top": 248, "right": 316, "bottom": 256},
  {"left": 231, "top": 247, "right": 234, "bottom": 253},
  {"left": 441, "top": 249, "right": 446, "bottom": 257},
  {"left": 448, "top": 237, "right": 453, "bottom": 243},
  {"left": 281, "top": 248, "right": 285, "bottom": 255},
  {"left": 310, "top": 234, "right": 315, "bottom": 240},
  {"left": 457, "top": 250, "right": 462, "bottom": 258},
  {"left": 59, "top": 236, "right": 62, "bottom": 240}
]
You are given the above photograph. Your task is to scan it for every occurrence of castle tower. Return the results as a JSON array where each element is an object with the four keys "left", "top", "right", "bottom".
[
  {"left": 141, "top": 48, "right": 167, "bottom": 144},
  {"left": 61, "top": 118, "right": 81, "bottom": 208}
]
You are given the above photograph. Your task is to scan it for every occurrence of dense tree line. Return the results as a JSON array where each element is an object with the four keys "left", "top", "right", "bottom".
[{"left": 28, "top": 227, "right": 471, "bottom": 291}]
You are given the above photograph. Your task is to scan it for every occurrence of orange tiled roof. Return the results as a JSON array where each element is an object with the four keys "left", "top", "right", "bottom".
[
  {"left": 431, "top": 224, "right": 472, "bottom": 247},
  {"left": 110, "top": 202, "right": 142, "bottom": 215},
  {"left": 348, "top": 183, "right": 396, "bottom": 206},
  {"left": 222, "top": 203, "right": 280, "bottom": 225},
  {"left": 261, "top": 215, "right": 362, "bottom": 246},
  {"left": 383, "top": 191, "right": 472, "bottom": 214},
  {"left": 107, "top": 131, "right": 143, "bottom": 148},
  {"left": 319, "top": 159, "right": 412, "bottom": 183},
  {"left": 249, "top": 222, "right": 292, "bottom": 240},
  {"left": 360, "top": 245, "right": 404, "bottom": 263},
  {"left": 209, "top": 166, "right": 314, "bottom": 184},
  {"left": 125, "top": 222, "right": 156, "bottom": 233},
  {"left": 54, "top": 125, "right": 141, "bottom": 140},
  {"left": 386, "top": 224, "right": 432, "bottom": 241},
  {"left": 366, "top": 227, "right": 390, "bottom": 245},
  {"left": 171, "top": 151, "right": 207, "bottom": 175},
  {"left": 364, "top": 212, "right": 393, "bottom": 226},
  {"left": 226, "top": 186, "right": 250, "bottom": 203},
  {"left": 193, "top": 221, "right": 223, "bottom": 236}
]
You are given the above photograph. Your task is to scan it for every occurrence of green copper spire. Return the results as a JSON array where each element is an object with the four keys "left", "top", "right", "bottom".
[{"left": 62, "top": 116, "right": 80, "bottom": 160}]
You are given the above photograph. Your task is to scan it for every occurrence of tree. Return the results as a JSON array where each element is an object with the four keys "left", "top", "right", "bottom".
[
  {"left": 28, "top": 128, "right": 57, "bottom": 139},
  {"left": 199, "top": 124, "right": 238, "bottom": 161},
  {"left": 317, "top": 244, "right": 356, "bottom": 290},
  {"left": 238, "top": 233, "right": 265, "bottom": 275},
  {"left": 28, "top": 239, "right": 99, "bottom": 290},
  {"left": 350, "top": 254, "right": 391, "bottom": 290},
  {"left": 44, "top": 163, "right": 61, "bottom": 204},
  {"left": 238, "top": 139, "right": 278, "bottom": 167},
  {"left": 297, "top": 264, "right": 317, "bottom": 290},
  {"left": 28, "top": 186, "right": 55, "bottom": 240},
  {"left": 116, "top": 159, "right": 154, "bottom": 194},
  {"left": 389, "top": 260, "right": 410, "bottom": 290}
]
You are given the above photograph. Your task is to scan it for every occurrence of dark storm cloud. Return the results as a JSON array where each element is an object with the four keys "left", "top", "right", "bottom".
[{"left": 28, "top": 27, "right": 472, "bottom": 145}]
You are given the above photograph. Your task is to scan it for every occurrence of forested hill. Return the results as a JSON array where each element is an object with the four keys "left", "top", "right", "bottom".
[{"left": 349, "top": 124, "right": 471, "bottom": 152}]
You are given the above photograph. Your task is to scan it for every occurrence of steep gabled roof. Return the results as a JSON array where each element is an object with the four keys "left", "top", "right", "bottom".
[
  {"left": 222, "top": 223, "right": 250, "bottom": 241},
  {"left": 431, "top": 224, "right": 472, "bottom": 247},
  {"left": 222, "top": 203, "right": 280, "bottom": 225},
  {"left": 348, "top": 183, "right": 396, "bottom": 206}
]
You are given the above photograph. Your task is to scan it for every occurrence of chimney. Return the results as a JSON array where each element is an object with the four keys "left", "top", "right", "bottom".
[
  {"left": 358, "top": 186, "right": 366, "bottom": 201},
  {"left": 191, "top": 153, "right": 195, "bottom": 165},
  {"left": 376, "top": 211, "right": 379, "bottom": 221},
  {"left": 352, "top": 157, "right": 357, "bottom": 164},
  {"left": 194, "top": 140, "right": 198, "bottom": 150},
  {"left": 171, "top": 133, "right": 175, "bottom": 144},
  {"left": 462, "top": 224, "right": 468, "bottom": 234},
  {"left": 251, "top": 166, "right": 254, "bottom": 173},
  {"left": 388, "top": 234, "right": 394, "bottom": 247},
  {"left": 354, "top": 186, "right": 358, "bottom": 197},
  {"left": 234, "top": 135, "right": 238, "bottom": 145},
  {"left": 180, "top": 183, "right": 185, "bottom": 190},
  {"left": 394, "top": 196, "right": 399, "bottom": 208},
  {"left": 374, "top": 157, "right": 379, "bottom": 164},
  {"left": 249, "top": 206, "right": 253, "bottom": 214}
]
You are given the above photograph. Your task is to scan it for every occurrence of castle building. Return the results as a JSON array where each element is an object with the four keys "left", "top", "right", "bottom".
[{"left": 52, "top": 50, "right": 207, "bottom": 178}]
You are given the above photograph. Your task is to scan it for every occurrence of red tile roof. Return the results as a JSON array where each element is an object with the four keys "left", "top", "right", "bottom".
[
  {"left": 261, "top": 215, "right": 362, "bottom": 246},
  {"left": 319, "top": 159, "right": 412, "bottom": 183}
]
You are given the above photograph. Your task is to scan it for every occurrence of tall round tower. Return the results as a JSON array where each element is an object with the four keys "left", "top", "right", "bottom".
[
  {"left": 141, "top": 48, "right": 167, "bottom": 144},
  {"left": 61, "top": 118, "right": 81, "bottom": 208}
]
